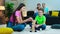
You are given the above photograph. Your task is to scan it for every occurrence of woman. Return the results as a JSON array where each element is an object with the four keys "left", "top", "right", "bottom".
[
  {"left": 34, "top": 3, "right": 41, "bottom": 17},
  {"left": 7, "top": 3, "right": 33, "bottom": 31}
]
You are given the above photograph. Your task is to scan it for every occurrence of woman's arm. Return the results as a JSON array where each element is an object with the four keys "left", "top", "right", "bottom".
[
  {"left": 16, "top": 16, "right": 33, "bottom": 24},
  {"left": 16, "top": 16, "right": 27, "bottom": 23},
  {"left": 15, "top": 11, "right": 33, "bottom": 24}
]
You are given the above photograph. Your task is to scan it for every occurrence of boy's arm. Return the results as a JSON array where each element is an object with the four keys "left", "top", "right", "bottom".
[
  {"left": 43, "top": 17, "right": 46, "bottom": 24},
  {"left": 43, "top": 20, "right": 46, "bottom": 24}
]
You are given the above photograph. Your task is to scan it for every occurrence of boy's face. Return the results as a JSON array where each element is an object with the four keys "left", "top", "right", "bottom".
[{"left": 38, "top": 10, "right": 44, "bottom": 16}]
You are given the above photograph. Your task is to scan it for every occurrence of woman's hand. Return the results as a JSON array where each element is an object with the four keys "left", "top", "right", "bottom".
[{"left": 27, "top": 17, "right": 33, "bottom": 21}]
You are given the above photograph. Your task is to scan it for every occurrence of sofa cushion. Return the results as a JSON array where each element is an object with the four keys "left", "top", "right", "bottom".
[
  {"left": 51, "top": 11, "right": 59, "bottom": 17},
  {"left": 0, "top": 27, "right": 14, "bottom": 34}
]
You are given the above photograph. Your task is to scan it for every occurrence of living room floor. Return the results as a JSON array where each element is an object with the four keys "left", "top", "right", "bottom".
[{"left": 0, "top": 24, "right": 60, "bottom": 34}]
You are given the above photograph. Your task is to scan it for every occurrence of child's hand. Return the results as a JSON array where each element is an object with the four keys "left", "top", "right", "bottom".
[
  {"left": 27, "top": 17, "right": 33, "bottom": 21},
  {"left": 35, "top": 25, "right": 40, "bottom": 28}
]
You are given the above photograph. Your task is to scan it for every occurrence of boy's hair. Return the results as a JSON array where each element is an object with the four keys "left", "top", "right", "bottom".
[
  {"left": 38, "top": 8, "right": 44, "bottom": 13},
  {"left": 42, "top": 3, "right": 45, "bottom": 5}
]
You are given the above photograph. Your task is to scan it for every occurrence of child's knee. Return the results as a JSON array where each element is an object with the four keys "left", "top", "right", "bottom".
[{"left": 42, "top": 25, "right": 46, "bottom": 30}]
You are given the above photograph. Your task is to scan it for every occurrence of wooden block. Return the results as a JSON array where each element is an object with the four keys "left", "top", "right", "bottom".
[{"left": 32, "top": 20, "right": 36, "bottom": 32}]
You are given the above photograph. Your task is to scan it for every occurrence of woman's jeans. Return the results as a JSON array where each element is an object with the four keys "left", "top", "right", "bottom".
[
  {"left": 7, "top": 21, "right": 46, "bottom": 31},
  {"left": 7, "top": 21, "right": 26, "bottom": 31}
]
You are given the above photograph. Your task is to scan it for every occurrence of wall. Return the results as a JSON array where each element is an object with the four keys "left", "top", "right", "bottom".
[
  {"left": 5, "top": 0, "right": 24, "bottom": 10},
  {"left": 25, "top": 0, "right": 60, "bottom": 11},
  {"left": 5, "top": 0, "right": 60, "bottom": 11}
]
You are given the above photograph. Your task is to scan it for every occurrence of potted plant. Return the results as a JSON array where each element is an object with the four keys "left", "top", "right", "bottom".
[
  {"left": 5, "top": 2, "right": 14, "bottom": 22},
  {"left": 5, "top": 2, "right": 14, "bottom": 18}
]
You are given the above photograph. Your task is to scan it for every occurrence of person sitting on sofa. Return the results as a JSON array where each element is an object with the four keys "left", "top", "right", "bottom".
[
  {"left": 7, "top": 3, "right": 33, "bottom": 31},
  {"left": 34, "top": 3, "right": 42, "bottom": 17},
  {"left": 42, "top": 3, "right": 49, "bottom": 17}
]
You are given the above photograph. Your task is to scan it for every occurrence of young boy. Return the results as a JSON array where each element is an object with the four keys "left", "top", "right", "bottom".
[
  {"left": 31, "top": 9, "right": 46, "bottom": 32},
  {"left": 35, "top": 8, "right": 46, "bottom": 31}
]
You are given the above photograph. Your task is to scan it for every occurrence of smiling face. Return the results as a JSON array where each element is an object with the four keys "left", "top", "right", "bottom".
[
  {"left": 21, "top": 6, "right": 27, "bottom": 17},
  {"left": 20, "top": 6, "right": 26, "bottom": 12},
  {"left": 38, "top": 10, "right": 44, "bottom": 16},
  {"left": 37, "top": 3, "right": 41, "bottom": 9},
  {"left": 37, "top": 5, "right": 41, "bottom": 8}
]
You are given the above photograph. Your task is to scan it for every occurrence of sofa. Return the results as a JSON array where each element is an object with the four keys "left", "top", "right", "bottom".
[
  {"left": 0, "top": 10, "right": 60, "bottom": 25},
  {"left": 46, "top": 11, "right": 60, "bottom": 25},
  {"left": 24, "top": 11, "right": 60, "bottom": 25}
]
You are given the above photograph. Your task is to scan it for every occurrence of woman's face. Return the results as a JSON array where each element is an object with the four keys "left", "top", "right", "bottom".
[
  {"left": 37, "top": 5, "right": 41, "bottom": 7},
  {"left": 38, "top": 10, "right": 44, "bottom": 16},
  {"left": 37, "top": 5, "right": 41, "bottom": 10},
  {"left": 21, "top": 6, "right": 26, "bottom": 12}
]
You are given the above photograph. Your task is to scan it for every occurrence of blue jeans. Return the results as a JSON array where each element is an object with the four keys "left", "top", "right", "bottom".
[
  {"left": 29, "top": 22, "right": 46, "bottom": 30},
  {"left": 36, "top": 24, "right": 46, "bottom": 30},
  {"left": 7, "top": 21, "right": 26, "bottom": 31}
]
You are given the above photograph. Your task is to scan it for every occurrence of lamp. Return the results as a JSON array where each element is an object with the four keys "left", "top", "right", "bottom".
[{"left": 0, "top": 6, "right": 5, "bottom": 10}]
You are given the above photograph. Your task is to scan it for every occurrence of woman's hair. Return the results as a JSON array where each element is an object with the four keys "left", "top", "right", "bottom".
[
  {"left": 10, "top": 3, "right": 25, "bottom": 23},
  {"left": 15, "top": 3, "right": 25, "bottom": 11}
]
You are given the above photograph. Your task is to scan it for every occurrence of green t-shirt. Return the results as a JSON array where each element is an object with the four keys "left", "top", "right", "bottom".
[{"left": 35, "top": 15, "right": 46, "bottom": 25}]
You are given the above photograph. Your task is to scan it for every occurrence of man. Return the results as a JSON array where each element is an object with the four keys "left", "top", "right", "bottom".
[{"left": 42, "top": 3, "right": 49, "bottom": 17}]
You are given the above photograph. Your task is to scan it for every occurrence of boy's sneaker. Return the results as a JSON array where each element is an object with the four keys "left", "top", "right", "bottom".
[
  {"left": 30, "top": 30, "right": 37, "bottom": 32},
  {"left": 35, "top": 28, "right": 40, "bottom": 31},
  {"left": 30, "top": 28, "right": 37, "bottom": 32}
]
